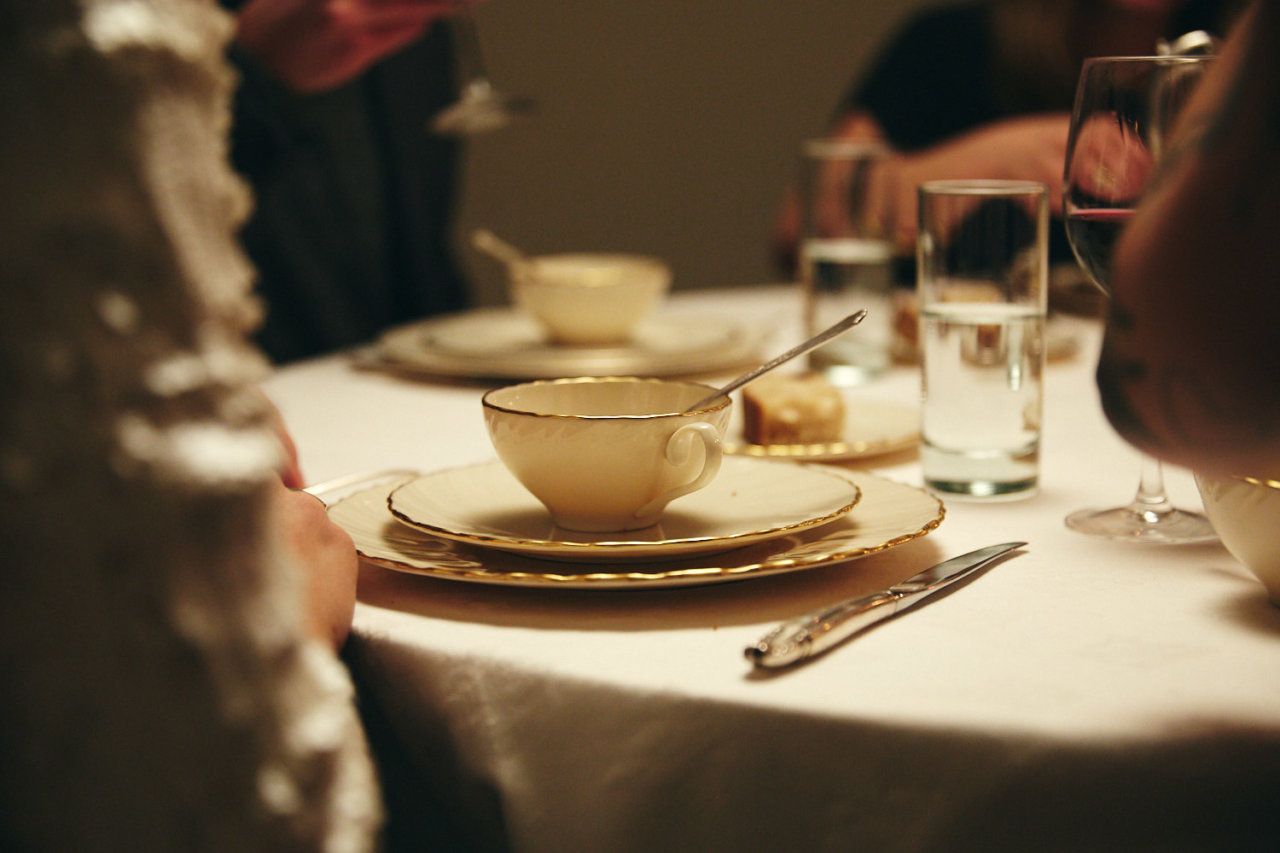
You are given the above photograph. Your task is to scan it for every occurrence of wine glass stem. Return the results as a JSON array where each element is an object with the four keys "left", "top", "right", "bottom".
[
  {"left": 454, "top": 7, "right": 491, "bottom": 84},
  {"left": 1131, "top": 455, "right": 1175, "bottom": 521}
]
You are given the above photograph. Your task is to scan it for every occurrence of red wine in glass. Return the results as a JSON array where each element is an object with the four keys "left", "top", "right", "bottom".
[{"left": 1064, "top": 208, "right": 1134, "bottom": 293}]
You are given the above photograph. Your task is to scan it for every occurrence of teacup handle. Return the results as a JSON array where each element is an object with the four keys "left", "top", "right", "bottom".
[{"left": 635, "top": 421, "right": 723, "bottom": 521}]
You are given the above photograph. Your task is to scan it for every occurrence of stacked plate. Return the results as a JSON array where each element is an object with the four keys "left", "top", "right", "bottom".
[{"left": 325, "top": 456, "right": 945, "bottom": 589}]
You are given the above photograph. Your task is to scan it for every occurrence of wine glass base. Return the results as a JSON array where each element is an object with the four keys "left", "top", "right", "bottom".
[{"left": 1064, "top": 505, "right": 1219, "bottom": 545}]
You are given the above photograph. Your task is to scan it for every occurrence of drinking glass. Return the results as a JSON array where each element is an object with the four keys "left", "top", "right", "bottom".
[
  {"left": 917, "top": 180, "right": 1048, "bottom": 500},
  {"left": 798, "top": 140, "right": 896, "bottom": 386},
  {"left": 1061, "top": 55, "right": 1217, "bottom": 543}
]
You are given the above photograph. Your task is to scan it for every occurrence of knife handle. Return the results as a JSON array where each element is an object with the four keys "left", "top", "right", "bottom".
[{"left": 745, "top": 590, "right": 900, "bottom": 668}]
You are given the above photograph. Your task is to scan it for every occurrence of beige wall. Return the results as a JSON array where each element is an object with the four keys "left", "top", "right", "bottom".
[{"left": 455, "top": 1, "right": 943, "bottom": 306}]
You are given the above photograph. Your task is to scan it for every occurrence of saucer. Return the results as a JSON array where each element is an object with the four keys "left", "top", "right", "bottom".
[
  {"left": 328, "top": 469, "right": 944, "bottom": 588},
  {"left": 386, "top": 456, "right": 860, "bottom": 561},
  {"left": 372, "top": 308, "right": 771, "bottom": 380},
  {"left": 725, "top": 399, "right": 920, "bottom": 463}
]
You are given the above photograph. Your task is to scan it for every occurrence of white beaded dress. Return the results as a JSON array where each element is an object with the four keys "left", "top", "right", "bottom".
[{"left": 0, "top": 1, "right": 380, "bottom": 848}]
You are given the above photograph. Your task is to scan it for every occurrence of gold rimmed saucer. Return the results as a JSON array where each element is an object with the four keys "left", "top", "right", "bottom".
[
  {"left": 725, "top": 399, "right": 920, "bottom": 463},
  {"left": 385, "top": 456, "right": 860, "bottom": 562},
  {"left": 328, "top": 469, "right": 945, "bottom": 589}
]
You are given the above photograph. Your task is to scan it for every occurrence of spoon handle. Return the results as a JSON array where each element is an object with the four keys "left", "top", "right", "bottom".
[
  {"left": 472, "top": 229, "right": 527, "bottom": 267},
  {"left": 685, "top": 310, "right": 867, "bottom": 412}
]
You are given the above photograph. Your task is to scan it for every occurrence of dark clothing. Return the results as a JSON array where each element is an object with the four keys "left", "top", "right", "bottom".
[
  {"left": 843, "top": 4, "right": 1007, "bottom": 153},
  {"left": 226, "top": 24, "right": 467, "bottom": 363}
]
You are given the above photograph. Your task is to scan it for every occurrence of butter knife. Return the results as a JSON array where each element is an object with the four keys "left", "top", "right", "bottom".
[{"left": 745, "top": 542, "right": 1026, "bottom": 669}]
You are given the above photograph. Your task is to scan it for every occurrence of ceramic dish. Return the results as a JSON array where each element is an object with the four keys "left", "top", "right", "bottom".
[
  {"left": 328, "top": 469, "right": 945, "bottom": 588},
  {"left": 1195, "top": 472, "right": 1280, "bottom": 605},
  {"left": 386, "top": 456, "right": 860, "bottom": 561},
  {"left": 511, "top": 253, "right": 670, "bottom": 345},
  {"left": 370, "top": 308, "right": 770, "bottom": 380},
  {"left": 725, "top": 398, "right": 920, "bottom": 463}
]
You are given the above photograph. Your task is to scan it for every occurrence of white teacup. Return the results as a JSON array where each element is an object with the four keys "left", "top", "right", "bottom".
[
  {"left": 511, "top": 254, "right": 670, "bottom": 346},
  {"left": 482, "top": 377, "right": 730, "bottom": 532},
  {"left": 1195, "top": 472, "right": 1280, "bottom": 606}
]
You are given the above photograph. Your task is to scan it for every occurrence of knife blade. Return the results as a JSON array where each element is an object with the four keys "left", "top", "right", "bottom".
[{"left": 745, "top": 541, "right": 1026, "bottom": 669}]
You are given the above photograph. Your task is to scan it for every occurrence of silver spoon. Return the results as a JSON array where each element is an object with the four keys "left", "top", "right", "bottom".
[
  {"left": 684, "top": 311, "right": 867, "bottom": 412},
  {"left": 431, "top": 7, "right": 534, "bottom": 135}
]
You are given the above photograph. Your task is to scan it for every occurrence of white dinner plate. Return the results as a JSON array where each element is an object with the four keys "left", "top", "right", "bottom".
[
  {"left": 724, "top": 398, "right": 920, "bottom": 463},
  {"left": 328, "top": 469, "right": 945, "bottom": 589},
  {"left": 371, "top": 308, "right": 771, "bottom": 380},
  {"left": 386, "top": 456, "right": 860, "bottom": 561}
]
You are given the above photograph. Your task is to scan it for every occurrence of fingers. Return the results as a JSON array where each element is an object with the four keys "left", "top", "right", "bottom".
[
  {"left": 272, "top": 481, "right": 358, "bottom": 651},
  {"left": 253, "top": 388, "right": 305, "bottom": 488}
]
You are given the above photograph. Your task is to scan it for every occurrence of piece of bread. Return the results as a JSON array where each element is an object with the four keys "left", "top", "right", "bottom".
[{"left": 742, "top": 373, "right": 845, "bottom": 445}]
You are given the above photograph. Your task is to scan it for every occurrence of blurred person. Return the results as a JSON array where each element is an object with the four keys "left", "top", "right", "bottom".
[
  {"left": 774, "top": 0, "right": 1241, "bottom": 283},
  {"left": 226, "top": 0, "right": 474, "bottom": 362},
  {"left": 2, "top": 0, "right": 374, "bottom": 847},
  {"left": 1100, "top": 0, "right": 1280, "bottom": 480}
]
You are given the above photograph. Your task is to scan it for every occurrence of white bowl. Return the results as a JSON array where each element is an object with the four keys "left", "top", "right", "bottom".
[
  {"left": 512, "top": 253, "right": 670, "bottom": 346},
  {"left": 1195, "top": 472, "right": 1280, "bottom": 606}
]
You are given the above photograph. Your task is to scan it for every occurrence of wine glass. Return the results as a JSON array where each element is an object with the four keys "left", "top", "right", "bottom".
[
  {"left": 431, "top": 3, "right": 533, "bottom": 135},
  {"left": 1061, "top": 55, "right": 1217, "bottom": 543}
]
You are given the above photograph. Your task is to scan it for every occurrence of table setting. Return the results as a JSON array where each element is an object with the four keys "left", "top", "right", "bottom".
[
  {"left": 316, "top": 308, "right": 947, "bottom": 591},
  {"left": 266, "top": 278, "right": 1279, "bottom": 850},
  {"left": 259, "top": 53, "right": 1280, "bottom": 852}
]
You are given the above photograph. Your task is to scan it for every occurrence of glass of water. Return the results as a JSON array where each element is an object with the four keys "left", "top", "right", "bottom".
[
  {"left": 798, "top": 140, "right": 895, "bottom": 386},
  {"left": 917, "top": 180, "right": 1048, "bottom": 500}
]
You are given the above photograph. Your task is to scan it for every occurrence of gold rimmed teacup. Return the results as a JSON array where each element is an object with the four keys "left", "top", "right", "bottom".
[{"left": 482, "top": 377, "right": 731, "bottom": 532}]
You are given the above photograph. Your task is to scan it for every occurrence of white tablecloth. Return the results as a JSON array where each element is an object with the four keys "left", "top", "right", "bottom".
[{"left": 264, "top": 286, "right": 1280, "bottom": 852}]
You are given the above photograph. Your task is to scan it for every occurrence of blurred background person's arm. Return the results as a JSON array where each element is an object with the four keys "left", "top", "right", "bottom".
[
  {"left": 773, "top": 0, "right": 1241, "bottom": 276},
  {"left": 235, "top": 0, "right": 463, "bottom": 93}
]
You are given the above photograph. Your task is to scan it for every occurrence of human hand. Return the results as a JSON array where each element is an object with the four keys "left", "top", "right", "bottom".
[
  {"left": 898, "top": 112, "right": 1069, "bottom": 208},
  {"left": 772, "top": 112, "right": 1069, "bottom": 267},
  {"left": 1065, "top": 113, "right": 1153, "bottom": 205},
  {"left": 235, "top": 0, "right": 472, "bottom": 93},
  {"left": 253, "top": 388, "right": 305, "bottom": 488},
  {"left": 877, "top": 113, "right": 1068, "bottom": 250},
  {"left": 271, "top": 480, "right": 359, "bottom": 650}
]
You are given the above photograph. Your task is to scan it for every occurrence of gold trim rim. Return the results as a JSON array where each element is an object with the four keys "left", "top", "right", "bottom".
[
  {"left": 481, "top": 375, "right": 732, "bottom": 419},
  {"left": 1237, "top": 475, "right": 1280, "bottom": 491},
  {"left": 725, "top": 432, "right": 918, "bottom": 461}
]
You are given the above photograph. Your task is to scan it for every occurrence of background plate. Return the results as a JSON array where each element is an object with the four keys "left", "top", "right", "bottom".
[
  {"left": 725, "top": 398, "right": 919, "bottom": 463},
  {"left": 372, "top": 308, "right": 771, "bottom": 379}
]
